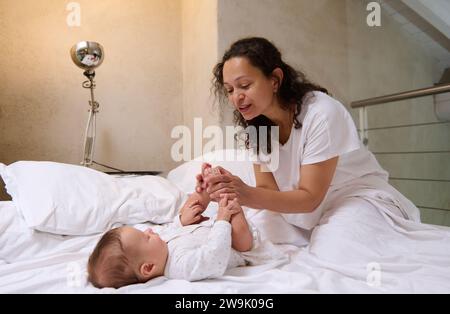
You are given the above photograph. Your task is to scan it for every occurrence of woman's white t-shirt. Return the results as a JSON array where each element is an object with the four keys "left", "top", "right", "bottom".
[{"left": 257, "top": 91, "right": 392, "bottom": 229}]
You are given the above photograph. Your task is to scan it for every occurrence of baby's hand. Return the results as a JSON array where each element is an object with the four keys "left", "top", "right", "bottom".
[
  {"left": 216, "top": 196, "right": 241, "bottom": 222},
  {"left": 180, "top": 200, "right": 209, "bottom": 226}
]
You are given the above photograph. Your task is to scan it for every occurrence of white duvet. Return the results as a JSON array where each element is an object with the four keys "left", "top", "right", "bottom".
[
  {"left": 1, "top": 194, "right": 450, "bottom": 293},
  {"left": 1, "top": 153, "right": 449, "bottom": 293}
]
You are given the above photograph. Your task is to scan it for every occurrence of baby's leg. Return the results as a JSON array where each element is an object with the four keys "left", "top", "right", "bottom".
[
  {"left": 230, "top": 210, "right": 253, "bottom": 252},
  {"left": 188, "top": 164, "right": 225, "bottom": 209},
  {"left": 186, "top": 165, "right": 218, "bottom": 209}
]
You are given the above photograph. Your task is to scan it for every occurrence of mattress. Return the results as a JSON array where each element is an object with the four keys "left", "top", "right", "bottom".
[{"left": 1, "top": 196, "right": 450, "bottom": 293}]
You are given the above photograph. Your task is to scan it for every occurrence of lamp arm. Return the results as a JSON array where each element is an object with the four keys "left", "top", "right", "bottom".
[{"left": 81, "top": 75, "right": 99, "bottom": 167}]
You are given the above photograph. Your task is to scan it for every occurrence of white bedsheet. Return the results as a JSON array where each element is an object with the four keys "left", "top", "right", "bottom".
[{"left": 1, "top": 197, "right": 450, "bottom": 294}]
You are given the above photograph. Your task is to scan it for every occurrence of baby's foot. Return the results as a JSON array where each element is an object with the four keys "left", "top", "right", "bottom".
[{"left": 203, "top": 166, "right": 220, "bottom": 178}]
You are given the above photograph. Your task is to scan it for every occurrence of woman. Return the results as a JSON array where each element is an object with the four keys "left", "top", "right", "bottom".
[{"left": 197, "top": 37, "right": 419, "bottom": 230}]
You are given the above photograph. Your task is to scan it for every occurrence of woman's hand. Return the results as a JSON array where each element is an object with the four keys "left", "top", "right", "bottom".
[{"left": 204, "top": 166, "right": 251, "bottom": 205}]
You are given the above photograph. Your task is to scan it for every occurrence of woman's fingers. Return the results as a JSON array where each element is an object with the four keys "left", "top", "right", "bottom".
[
  {"left": 210, "top": 195, "right": 221, "bottom": 202},
  {"left": 216, "top": 166, "right": 232, "bottom": 176},
  {"left": 207, "top": 181, "right": 235, "bottom": 195},
  {"left": 207, "top": 182, "right": 229, "bottom": 194},
  {"left": 204, "top": 174, "right": 232, "bottom": 186},
  {"left": 210, "top": 188, "right": 234, "bottom": 200},
  {"left": 219, "top": 193, "right": 237, "bottom": 201}
]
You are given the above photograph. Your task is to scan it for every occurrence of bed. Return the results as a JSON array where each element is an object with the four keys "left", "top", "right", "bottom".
[{"left": 1, "top": 153, "right": 450, "bottom": 294}]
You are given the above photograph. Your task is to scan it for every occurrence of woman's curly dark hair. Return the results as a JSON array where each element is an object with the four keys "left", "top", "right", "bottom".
[{"left": 212, "top": 37, "right": 328, "bottom": 153}]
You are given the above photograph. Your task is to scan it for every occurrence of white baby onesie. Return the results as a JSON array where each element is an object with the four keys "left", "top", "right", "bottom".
[{"left": 162, "top": 217, "right": 246, "bottom": 281}]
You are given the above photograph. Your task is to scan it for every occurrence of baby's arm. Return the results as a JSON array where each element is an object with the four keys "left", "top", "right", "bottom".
[
  {"left": 185, "top": 165, "right": 216, "bottom": 209},
  {"left": 178, "top": 168, "right": 216, "bottom": 225},
  {"left": 178, "top": 192, "right": 210, "bottom": 226},
  {"left": 187, "top": 188, "right": 211, "bottom": 210}
]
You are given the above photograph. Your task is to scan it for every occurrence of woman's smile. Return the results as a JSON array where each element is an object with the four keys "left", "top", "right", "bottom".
[{"left": 238, "top": 103, "right": 252, "bottom": 114}]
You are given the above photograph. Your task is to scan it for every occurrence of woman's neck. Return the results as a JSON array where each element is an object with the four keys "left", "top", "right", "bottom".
[{"left": 263, "top": 102, "right": 294, "bottom": 144}]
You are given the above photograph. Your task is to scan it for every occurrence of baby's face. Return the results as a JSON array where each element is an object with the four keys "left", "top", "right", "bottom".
[{"left": 120, "top": 226, "right": 168, "bottom": 267}]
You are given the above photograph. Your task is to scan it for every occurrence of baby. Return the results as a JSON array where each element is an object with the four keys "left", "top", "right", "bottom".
[{"left": 88, "top": 166, "right": 254, "bottom": 289}]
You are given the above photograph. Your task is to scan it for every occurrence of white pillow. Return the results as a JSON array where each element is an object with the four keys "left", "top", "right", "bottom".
[{"left": 0, "top": 161, "right": 185, "bottom": 235}]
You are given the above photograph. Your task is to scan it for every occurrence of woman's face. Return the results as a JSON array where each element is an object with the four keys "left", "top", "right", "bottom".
[{"left": 223, "top": 57, "right": 278, "bottom": 120}]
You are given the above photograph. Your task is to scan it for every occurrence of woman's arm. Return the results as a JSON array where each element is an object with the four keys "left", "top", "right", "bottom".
[
  {"left": 253, "top": 164, "right": 279, "bottom": 191},
  {"left": 207, "top": 157, "right": 339, "bottom": 214},
  {"left": 248, "top": 157, "right": 338, "bottom": 213}
]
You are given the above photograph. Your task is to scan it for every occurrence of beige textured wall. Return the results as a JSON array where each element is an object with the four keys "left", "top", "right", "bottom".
[
  {"left": 217, "top": 0, "right": 351, "bottom": 126},
  {"left": 347, "top": 1, "right": 449, "bottom": 225},
  {"left": 0, "top": 0, "right": 182, "bottom": 175},
  {"left": 1, "top": 0, "right": 448, "bottom": 224},
  {"left": 215, "top": 0, "right": 448, "bottom": 225},
  {"left": 181, "top": 0, "right": 220, "bottom": 160}
]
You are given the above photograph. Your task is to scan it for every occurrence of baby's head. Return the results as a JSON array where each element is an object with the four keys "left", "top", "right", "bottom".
[{"left": 88, "top": 226, "right": 168, "bottom": 289}]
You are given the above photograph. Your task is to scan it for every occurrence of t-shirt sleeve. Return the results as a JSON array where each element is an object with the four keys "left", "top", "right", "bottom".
[{"left": 301, "top": 98, "right": 361, "bottom": 165}]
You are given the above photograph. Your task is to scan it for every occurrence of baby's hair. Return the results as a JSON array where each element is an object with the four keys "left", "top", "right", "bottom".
[{"left": 87, "top": 227, "right": 141, "bottom": 289}]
